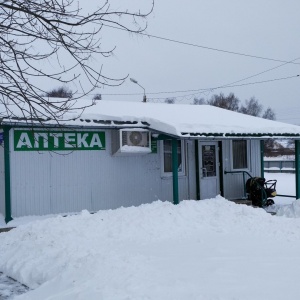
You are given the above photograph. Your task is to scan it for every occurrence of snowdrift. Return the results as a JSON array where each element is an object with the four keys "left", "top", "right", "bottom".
[{"left": 1, "top": 197, "right": 300, "bottom": 300}]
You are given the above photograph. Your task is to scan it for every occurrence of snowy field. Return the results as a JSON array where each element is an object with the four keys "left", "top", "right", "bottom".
[{"left": 1, "top": 172, "right": 300, "bottom": 300}]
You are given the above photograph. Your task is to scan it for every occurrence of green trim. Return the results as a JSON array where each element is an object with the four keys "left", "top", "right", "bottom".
[
  {"left": 172, "top": 138, "right": 179, "bottom": 205},
  {"left": 296, "top": 140, "right": 300, "bottom": 200},
  {"left": 151, "top": 139, "right": 158, "bottom": 153},
  {"left": 155, "top": 134, "right": 175, "bottom": 140},
  {"left": 260, "top": 140, "right": 265, "bottom": 178},
  {"left": 4, "top": 122, "right": 300, "bottom": 140},
  {"left": 195, "top": 141, "right": 200, "bottom": 200},
  {"left": 181, "top": 132, "right": 300, "bottom": 138},
  {"left": 4, "top": 126, "right": 13, "bottom": 223}
]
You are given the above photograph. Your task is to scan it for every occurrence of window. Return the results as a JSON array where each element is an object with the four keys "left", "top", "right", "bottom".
[
  {"left": 162, "top": 140, "right": 185, "bottom": 175},
  {"left": 232, "top": 140, "right": 248, "bottom": 169},
  {"left": 202, "top": 145, "right": 216, "bottom": 177}
]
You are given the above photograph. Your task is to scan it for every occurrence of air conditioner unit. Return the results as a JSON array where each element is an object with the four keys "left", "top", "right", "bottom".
[{"left": 118, "top": 129, "right": 151, "bottom": 154}]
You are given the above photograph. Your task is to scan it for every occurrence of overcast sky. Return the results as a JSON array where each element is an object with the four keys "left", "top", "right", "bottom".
[{"left": 55, "top": 1, "right": 300, "bottom": 125}]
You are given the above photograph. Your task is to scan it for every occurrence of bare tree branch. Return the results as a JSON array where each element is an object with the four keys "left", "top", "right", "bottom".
[{"left": 0, "top": 0, "right": 154, "bottom": 124}]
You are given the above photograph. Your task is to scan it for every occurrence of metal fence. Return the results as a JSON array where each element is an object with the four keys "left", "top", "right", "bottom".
[{"left": 264, "top": 159, "right": 295, "bottom": 173}]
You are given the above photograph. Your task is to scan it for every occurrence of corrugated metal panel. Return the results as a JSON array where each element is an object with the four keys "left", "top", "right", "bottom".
[
  {"left": 186, "top": 141, "right": 197, "bottom": 200},
  {"left": 9, "top": 127, "right": 265, "bottom": 216},
  {"left": 10, "top": 147, "right": 51, "bottom": 216},
  {"left": 0, "top": 134, "right": 5, "bottom": 216},
  {"left": 160, "top": 140, "right": 195, "bottom": 202},
  {"left": 161, "top": 177, "right": 189, "bottom": 202},
  {"left": 10, "top": 129, "right": 195, "bottom": 217},
  {"left": 250, "top": 139, "right": 262, "bottom": 176},
  {"left": 222, "top": 140, "right": 261, "bottom": 200},
  {"left": 89, "top": 149, "right": 162, "bottom": 210},
  {"left": 49, "top": 152, "right": 93, "bottom": 213}
]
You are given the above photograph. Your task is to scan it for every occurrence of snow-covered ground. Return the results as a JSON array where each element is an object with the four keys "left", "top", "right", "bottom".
[
  {"left": 1, "top": 173, "right": 300, "bottom": 300},
  {"left": 265, "top": 172, "right": 296, "bottom": 205}
]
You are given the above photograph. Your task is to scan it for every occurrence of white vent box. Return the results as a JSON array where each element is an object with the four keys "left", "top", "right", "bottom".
[{"left": 112, "top": 129, "right": 152, "bottom": 155}]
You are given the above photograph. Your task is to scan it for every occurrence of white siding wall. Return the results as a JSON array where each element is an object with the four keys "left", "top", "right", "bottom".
[
  {"left": 9, "top": 129, "right": 195, "bottom": 217},
  {"left": 222, "top": 139, "right": 262, "bottom": 200},
  {"left": 9, "top": 127, "right": 264, "bottom": 216},
  {"left": 186, "top": 140, "right": 197, "bottom": 200}
]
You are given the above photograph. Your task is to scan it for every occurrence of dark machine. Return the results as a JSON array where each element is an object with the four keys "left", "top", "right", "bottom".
[{"left": 246, "top": 177, "right": 277, "bottom": 207}]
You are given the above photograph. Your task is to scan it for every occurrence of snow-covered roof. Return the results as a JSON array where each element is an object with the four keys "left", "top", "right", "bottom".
[
  {"left": 73, "top": 101, "right": 300, "bottom": 138},
  {"left": 2, "top": 100, "right": 300, "bottom": 138}
]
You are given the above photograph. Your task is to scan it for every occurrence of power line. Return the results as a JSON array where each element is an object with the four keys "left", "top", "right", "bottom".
[
  {"left": 98, "top": 60, "right": 300, "bottom": 97},
  {"left": 219, "top": 74, "right": 299, "bottom": 88},
  {"left": 99, "top": 25, "right": 300, "bottom": 98},
  {"left": 208, "top": 57, "right": 300, "bottom": 91},
  {"left": 103, "top": 24, "right": 300, "bottom": 65},
  {"left": 147, "top": 75, "right": 300, "bottom": 100},
  {"left": 74, "top": 26, "right": 300, "bottom": 100},
  {"left": 95, "top": 74, "right": 299, "bottom": 99}
]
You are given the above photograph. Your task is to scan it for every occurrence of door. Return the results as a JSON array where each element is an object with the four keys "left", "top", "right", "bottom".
[{"left": 199, "top": 141, "right": 220, "bottom": 199}]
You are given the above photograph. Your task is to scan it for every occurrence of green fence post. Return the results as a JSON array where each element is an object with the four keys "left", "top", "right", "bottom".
[
  {"left": 4, "top": 126, "right": 13, "bottom": 223},
  {"left": 172, "top": 139, "right": 179, "bottom": 205},
  {"left": 195, "top": 141, "right": 200, "bottom": 200}
]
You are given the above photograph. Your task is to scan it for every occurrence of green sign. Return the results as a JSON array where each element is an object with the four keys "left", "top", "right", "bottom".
[{"left": 14, "top": 130, "right": 106, "bottom": 151}]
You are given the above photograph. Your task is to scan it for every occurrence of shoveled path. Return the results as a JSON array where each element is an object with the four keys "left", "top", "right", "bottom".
[{"left": 0, "top": 272, "right": 29, "bottom": 299}]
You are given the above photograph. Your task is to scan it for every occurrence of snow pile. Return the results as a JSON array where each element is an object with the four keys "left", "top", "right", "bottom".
[
  {"left": 1, "top": 197, "right": 300, "bottom": 300},
  {"left": 276, "top": 200, "right": 300, "bottom": 217},
  {"left": 1, "top": 213, "right": 79, "bottom": 229}
]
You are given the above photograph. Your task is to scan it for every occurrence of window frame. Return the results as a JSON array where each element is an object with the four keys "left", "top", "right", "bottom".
[
  {"left": 160, "top": 139, "right": 186, "bottom": 177},
  {"left": 231, "top": 139, "right": 250, "bottom": 171}
]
